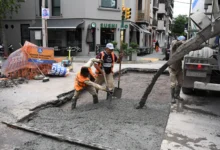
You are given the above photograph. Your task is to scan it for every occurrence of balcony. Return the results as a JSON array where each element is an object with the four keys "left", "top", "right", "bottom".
[
  {"left": 158, "top": 3, "right": 166, "bottom": 14},
  {"left": 157, "top": 20, "right": 166, "bottom": 31},
  {"left": 136, "top": 10, "right": 150, "bottom": 24},
  {"left": 152, "top": 19, "right": 158, "bottom": 29},
  {"left": 153, "top": 0, "right": 159, "bottom": 11}
]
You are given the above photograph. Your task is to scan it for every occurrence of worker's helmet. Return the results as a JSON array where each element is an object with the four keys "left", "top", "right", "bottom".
[
  {"left": 80, "top": 67, "right": 89, "bottom": 77},
  {"left": 177, "top": 36, "right": 186, "bottom": 41}
]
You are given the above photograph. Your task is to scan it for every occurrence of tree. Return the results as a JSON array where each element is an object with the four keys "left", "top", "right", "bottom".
[
  {"left": 136, "top": 19, "right": 220, "bottom": 109},
  {"left": 0, "top": 0, "right": 21, "bottom": 56},
  {"left": 171, "top": 15, "right": 188, "bottom": 37}
]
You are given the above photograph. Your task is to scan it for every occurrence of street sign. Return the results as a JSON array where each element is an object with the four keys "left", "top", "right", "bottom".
[
  {"left": 91, "top": 22, "right": 96, "bottom": 28},
  {"left": 42, "top": 8, "right": 49, "bottom": 19}
]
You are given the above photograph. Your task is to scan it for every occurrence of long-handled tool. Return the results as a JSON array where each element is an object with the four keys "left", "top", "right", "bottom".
[
  {"left": 102, "top": 68, "right": 112, "bottom": 101},
  {"left": 113, "top": 56, "right": 123, "bottom": 99}
]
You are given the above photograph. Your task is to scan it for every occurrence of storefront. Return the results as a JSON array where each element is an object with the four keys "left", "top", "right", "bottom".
[
  {"left": 29, "top": 19, "right": 84, "bottom": 56},
  {"left": 29, "top": 19, "right": 131, "bottom": 56},
  {"left": 83, "top": 20, "right": 130, "bottom": 55}
]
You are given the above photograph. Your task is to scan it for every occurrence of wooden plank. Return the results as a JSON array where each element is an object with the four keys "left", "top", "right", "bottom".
[{"left": 2, "top": 121, "right": 120, "bottom": 150}]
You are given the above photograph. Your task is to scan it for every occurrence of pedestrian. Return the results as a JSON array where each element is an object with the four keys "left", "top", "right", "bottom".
[
  {"left": 71, "top": 58, "right": 109, "bottom": 109},
  {"left": 155, "top": 41, "right": 160, "bottom": 52},
  {"left": 169, "top": 35, "right": 186, "bottom": 104},
  {"left": 94, "top": 43, "right": 123, "bottom": 99}
]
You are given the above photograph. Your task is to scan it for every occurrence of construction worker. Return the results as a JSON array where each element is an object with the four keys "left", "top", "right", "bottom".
[
  {"left": 94, "top": 43, "right": 123, "bottom": 98},
  {"left": 169, "top": 35, "right": 186, "bottom": 104},
  {"left": 71, "top": 58, "right": 109, "bottom": 109}
]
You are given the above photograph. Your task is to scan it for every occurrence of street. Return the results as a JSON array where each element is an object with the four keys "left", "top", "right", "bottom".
[{"left": 0, "top": 52, "right": 220, "bottom": 150}]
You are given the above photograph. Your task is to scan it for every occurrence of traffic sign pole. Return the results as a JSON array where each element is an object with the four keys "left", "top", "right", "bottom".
[{"left": 42, "top": 0, "right": 48, "bottom": 47}]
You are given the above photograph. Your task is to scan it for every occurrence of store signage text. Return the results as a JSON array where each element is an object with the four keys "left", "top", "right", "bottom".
[{"left": 100, "top": 23, "right": 117, "bottom": 29}]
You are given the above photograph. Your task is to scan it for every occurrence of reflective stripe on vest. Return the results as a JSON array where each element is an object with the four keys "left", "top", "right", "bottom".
[{"left": 95, "top": 51, "right": 115, "bottom": 74}]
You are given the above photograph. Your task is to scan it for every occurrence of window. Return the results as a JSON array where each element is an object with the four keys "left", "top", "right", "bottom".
[
  {"left": 138, "top": 0, "right": 142, "bottom": 10},
  {"left": 52, "top": 0, "right": 61, "bottom": 16},
  {"left": 101, "top": 0, "right": 117, "bottom": 9},
  {"left": 39, "top": 0, "right": 48, "bottom": 16},
  {"left": 20, "top": 24, "right": 30, "bottom": 45}
]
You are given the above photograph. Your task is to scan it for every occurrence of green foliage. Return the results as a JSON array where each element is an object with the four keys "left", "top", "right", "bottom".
[
  {"left": 123, "top": 42, "right": 139, "bottom": 56},
  {"left": 130, "top": 42, "right": 139, "bottom": 49},
  {"left": 111, "top": 41, "right": 139, "bottom": 55},
  {"left": 0, "top": 0, "right": 21, "bottom": 25},
  {"left": 171, "top": 15, "right": 188, "bottom": 36},
  {"left": 111, "top": 41, "right": 120, "bottom": 53}
]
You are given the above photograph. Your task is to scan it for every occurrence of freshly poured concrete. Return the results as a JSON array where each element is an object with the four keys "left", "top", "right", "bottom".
[{"left": 17, "top": 73, "right": 171, "bottom": 150}]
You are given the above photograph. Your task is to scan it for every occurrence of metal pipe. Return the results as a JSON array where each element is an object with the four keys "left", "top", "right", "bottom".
[
  {"left": 187, "top": 0, "right": 192, "bottom": 40},
  {"left": 42, "top": 0, "right": 47, "bottom": 47}
]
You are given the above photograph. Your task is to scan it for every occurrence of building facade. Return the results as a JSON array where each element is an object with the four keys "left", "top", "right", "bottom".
[
  {"left": 154, "top": 0, "right": 174, "bottom": 48},
  {"left": 2, "top": 0, "right": 172, "bottom": 56},
  {"left": 2, "top": 0, "right": 153, "bottom": 56}
]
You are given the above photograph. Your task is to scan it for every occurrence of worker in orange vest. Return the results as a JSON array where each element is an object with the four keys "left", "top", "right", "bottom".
[
  {"left": 94, "top": 43, "right": 123, "bottom": 99},
  {"left": 72, "top": 58, "right": 109, "bottom": 109}
]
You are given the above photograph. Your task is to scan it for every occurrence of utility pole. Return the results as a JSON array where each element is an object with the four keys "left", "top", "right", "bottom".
[
  {"left": 118, "top": 0, "right": 125, "bottom": 89},
  {"left": 42, "top": 0, "right": 47, "bottom": 47},
  {"left": 187, "top": 0, "right": 192, "bottom": 40}
]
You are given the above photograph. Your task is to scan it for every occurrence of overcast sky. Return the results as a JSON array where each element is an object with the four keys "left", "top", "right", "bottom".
[{"left": 173, "top": 0, "right": 191, "bottom": 17}]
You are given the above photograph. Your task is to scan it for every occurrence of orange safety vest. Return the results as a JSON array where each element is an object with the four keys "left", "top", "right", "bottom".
[
  {"left": 95, "top": 51, "right": 115, "bottom": 74},
  {"left": 74, "top": 72, "right": 90, "bottom": 91},
  {"left": 88, "top": 67, "right": 96, "bottom": 79}
]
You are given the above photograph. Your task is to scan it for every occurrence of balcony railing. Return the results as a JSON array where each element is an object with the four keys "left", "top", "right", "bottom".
[
  {"left": 157, "top": 20, "right": 166, "bottom": 31},
  {"left": 158, "top": 3, "right": 166, "bottom": 14},
  {"left": 136, "top": 10, "right": 150, "bottom": 23}
]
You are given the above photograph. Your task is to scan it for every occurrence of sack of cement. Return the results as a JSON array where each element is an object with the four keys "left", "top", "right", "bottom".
[{"left": 48, "top": 63, "right": 69, "bottom": 77}]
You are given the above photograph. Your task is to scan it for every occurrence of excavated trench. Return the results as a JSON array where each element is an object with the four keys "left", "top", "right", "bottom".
[{"left": 14, "top": 69, "right": 171, "bottom": 150}]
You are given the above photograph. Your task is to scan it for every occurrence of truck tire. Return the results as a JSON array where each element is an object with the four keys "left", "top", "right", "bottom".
[{"left": 182, "top": 87, "right": 193, "bottom": 95}]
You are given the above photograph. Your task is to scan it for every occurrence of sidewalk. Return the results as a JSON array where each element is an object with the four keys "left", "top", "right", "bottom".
[{"left": 55, "top": 50, "right": 165, "bottom": 64}]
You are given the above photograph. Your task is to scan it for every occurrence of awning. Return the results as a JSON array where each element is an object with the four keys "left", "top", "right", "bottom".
[
  {"left": 130, "top": 23, "right": 151, "bottom": 34},
  {"left": 29, "top": 19, "right": 84, "bottom": 30}
]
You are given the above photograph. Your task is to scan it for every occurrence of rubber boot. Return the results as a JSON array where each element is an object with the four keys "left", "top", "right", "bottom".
[
  {"left": 175, "top": 85, "right": 184, "bottom": 101},
  {"left": 106, "top": 91, "right": 113, "bottom": 100},
  {"left": 71, "top": 97, "right": 78, "bottom": 110},
  {"left": 93, "top": 95, "right": 99, "bottom": 104},
  {"left": 175, "top": 85, "right": 184, "bottom": 112},
  {"left": 171, "top": 87, "right": 176, "bottom": 104}
]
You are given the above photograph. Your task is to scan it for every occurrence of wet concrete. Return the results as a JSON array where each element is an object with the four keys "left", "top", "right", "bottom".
[{"left": 17, "top": 73, "right": 171, "bottom": 150}]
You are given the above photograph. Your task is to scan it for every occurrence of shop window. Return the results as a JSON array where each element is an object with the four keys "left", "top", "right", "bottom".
[
  {"left": 39, "top": 0, "right": 48, "bottom": 16},
  {"left": 138, "top": 0, "right": 142, "bottom": 10},
  {"left": 101, "top": 0, "right": 117, "bottom": 9},
  {"left": 67, "top": 29, "right": 82, "bottom": 50},
  {"left": 101, "top": 28, "right": 115, "bottom": 46},
  {"left": 52, "top": 0, "right": 61, "bottom": 16}
]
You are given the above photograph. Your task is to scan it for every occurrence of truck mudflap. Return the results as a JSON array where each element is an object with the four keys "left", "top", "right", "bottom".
[{"left": 194, "top": 81, "right": 220, "bottom": 91}]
